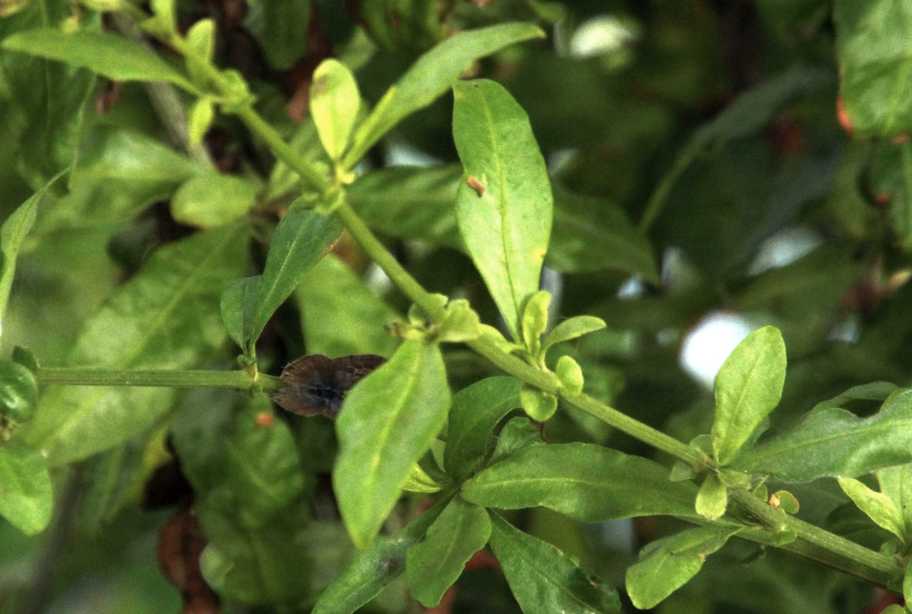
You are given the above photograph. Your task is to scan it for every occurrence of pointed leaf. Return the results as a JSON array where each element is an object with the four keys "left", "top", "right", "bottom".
[
  {"left": 444, "top": 376, "right": 521, "bottom": 480},
  {"left": 489, "top": 513, "right": 621, "bottom": 614},
  {"left": 333, "top": 340, "right": 451, "bottom": 547},
  {"left": 626, "top": 527, "right": 739, "bottom": 609},
  {"left": 453, "top": 79, "right": 552, "bottom": 339},
  {"left": 462, "top": 443, "right": 700, "bottom": 521},
  {"left": 23, "top": 226, "right": 247, "bottom": 464},
  {"left": 542, "top": 316, "right": 606, "bottom": 355},
  {"left": 406, "top": 497, "right": 491, "bottom": 607},
  {"left": 838, "top": 477, "right": 906, "bottom": 542},
  {"left": 2, "top": 29, "right": 194, "bottom": 91},
  {"left": 734, "top": 389, "right": 912, "bottom": 482},
  {"left": 344, "top": 23, "right": 544, "bottom": 167},
  {"left": 711, "top": 325, "right": 787, "bottom": 465},
  {"left": 311, "top": 59, "right": 360, "bottom": 160},
  {"left": 0, "top": 443, "right": 52, "bottom": 535},
  {"left": 878, "top": 464, "right": 912, "bottom": 533}
]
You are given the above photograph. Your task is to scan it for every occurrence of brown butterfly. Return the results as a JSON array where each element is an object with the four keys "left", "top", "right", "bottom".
[{"left": 271, "top": 354, "right": 385, "bottom": 418}]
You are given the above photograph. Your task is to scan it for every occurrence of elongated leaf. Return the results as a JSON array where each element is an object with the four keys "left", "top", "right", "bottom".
[
  {"left": 406, "top": 497, "right": 491, "bottom": 607},
  {"left": 244, "top": 0, "right": 311, "bottom": 71},
  {"left": 542, "top": 316, "right": 606, "bottom": 355},
  {"left": 23, "top": 225, "right": 247, "bottom": 464},
  {"left": 453, "top": 79, "right": 552, "bottom": 339},
  {"left": 834, "top": 0, "right": 912, "bottom": 136},
  {"left": 626, "top": 527, "right": 739, "bottom": 609},
  {"left": 295, "top": 254, "right": 399, "bottom": 358},
  {"left": 245, "top": 205, "right": 342, "bottom": 352},
  {"left": 838, "top": 477, "right": 906, "bottom": 542},
  {"left": 220, "top": 276, "right": 258, "bottom": 353},
  {"left": 711, "top": 326, "right": 787, "bottom": 465},
  {"left": 0, "top": 175, "right": 60, "bottom": 335},
  {"left": 311, "top": 59, "right": 360, "bottom": 160},
  {"left": 444, "top": 376, "right": 521, "bottom": 480},
  {"left": 734, "top": 389, "right": 912, "bottom": 482},
  {"left": 462, "top": 443, "right": 700, "bottom": 521},
  {"left": 333, "top": 340, "right": 451, "bottom": 547},
  {"left": 2, "top": 29, "right": 194, "bottom": 91},
  {"left": 0, "top": 443, "right": 52, "bottom": 535},
  {"left": 312, "top": 498, "right": 447, "bottom": 614},
  {"left": 344, "top": 23, "right": 543, "bottom": 167},
  {"left": 489, "top": 513, "right": 621, "bottom": 614},
  {"left": 170, "top": 173, "right": 257, "bottom": 228}
]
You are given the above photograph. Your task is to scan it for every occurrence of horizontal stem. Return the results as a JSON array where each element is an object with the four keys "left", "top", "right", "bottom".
[{"left": 35, "top": 367, "right": 282, "bottom": 393}]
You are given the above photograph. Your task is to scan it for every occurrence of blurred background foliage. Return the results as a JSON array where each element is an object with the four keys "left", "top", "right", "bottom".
[{"left": 0, "top": 0, "right": 908, "bottom": 612}]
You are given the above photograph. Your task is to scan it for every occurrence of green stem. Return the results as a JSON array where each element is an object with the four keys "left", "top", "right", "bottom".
[
  {"left": 35, "top": 367, "right": 281, "bottom": 392},
  {"left": 638, "top": 144, "right": 698, "bottom": 233}
]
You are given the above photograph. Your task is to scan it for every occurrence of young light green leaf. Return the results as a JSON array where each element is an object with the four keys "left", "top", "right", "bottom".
[
  {"left": 334, "top": 340, "right": 451, "bottom": 547},
  {"left": 878, "top": 464, "right": 912, "bottom": 533},
  {"left": 520, "top": 290, "right": 551, "bottom": 353},
  {"left": 312, "top": 495, "right": 448, "bottom": 614},
  {"left": 444, "top": 376, "right": 521, "bottom": 480},
  {"left": 310, "top": 59, "right": 360, "bottom": 161},
  {"left": 0, "top": 443, "right": 52, "bottom": 535},
  {"left": 711, "top": 325, "right": 787, "bottom": 465},
  {"left": 247, "top": 204, "right": 342, "bottom": 352},
  {"left": 0, "top": 360, "right": 38, "bottom": 424},
  {"left": 695, "top": 473, "right": 728, "bottom": 520},
  {"left": 770, "top": 490, "right": 800, "bottom": 515},
  {"left": 185, "top": 18, "right": 215, "bottom": 86},
  {"left": 170, "top": 173, "right": 257, "bottom": 228},
  {"left": 188, "top": 96, "right": 215, "bottom": 146},
  {"left": 344, "top": 23, "right": 544, "bottom": 167},
  {"left": 837, "top": 477, "right": 906, "bottom": 543},
  {"left": 296, "top": 254, "right": 399, "bottom": 358},
  {"left": 835, "top": 1, "right": 912, "bottom": 136},
  {"left": 489, "top": 513, "right": 621, "bottom": 614},
  {"left": 904, "top": 560, "right": 912, "bottom": 612},
  {"left": 0, "top": 175, "right": 61, "bottom": 336},
  {"left": 625, "top": 527, "right": 739, "bottom": 610},
  {"left": 23, "top": 225, "right": 248, "bottom": 464},
  {"left": 555, "top": 355, "right": 584, "bottom": 395},
  {"left": 150, "top": 0, "right": 176, "bottom": 33},
  {"left": 462, "top": 443, "right": 701, "bottom": 521},
  {"left": 519, "top": 386, "right": 558, "bottom": 422},
  {"left": 734, "top": 389, "right": 912, "bottom": 482},
  {"left": 541, "top": 316, "right": 606, "bottom": 355},
  {"left": 453, "top": 79, "right": 553, "bottom": 339},
  {"left": 2, "top": 29, "right": 194, "bottom": 91},
  {"left": 406, "top": 497, "right": 491, "bottom": 607}
]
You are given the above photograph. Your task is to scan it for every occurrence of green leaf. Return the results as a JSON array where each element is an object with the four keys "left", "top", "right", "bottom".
[
  {"left": 520, "top": 290, "right": 550, "bottom": 355},
  {"left": 405, "top": 497, "right": 491, "bottom": 607},
  {"left": 519, "top": 386, "right": 558, "bottom": 422},
  {"left": 625, "top": 527, "right": 739, "bottom": 609},
  {"left": 185, "top": 18, "right": 215, "bottom": 86},
  {"left": 170, "top": 173, "right": 257, "bottom": 228},
  {"left": 23, "top": 225, "right": 247, "bottom": 464},
  {"left": 2, "top": 29, "right": 194, "bottom": 91},
  {"left": 834, "top": 0, "right": 912, "bottom": 136},
  {"left": 695, "top": 473, "right": 728, "bottom": 520},
  {"left": 220, "top": 276, "right": 258, "bottom": 355},
  {"left": 187, "top": 96, "right": 215, "bottom": 146},
  {"left": 453, "top": 79, "right": 552, "bottom": 339},
  {"left": 312, "top": 497, "right": 447, "bottom": 614},
  {"left": 878, "top": 464, "right": 912, "bottom": 533},
  {"left": 711, "top": 325, "right": 787, "bottom": 465},
  {"left": 541, "top": 316, "right": 606, "bottom": 356},
  {"left": 0, "top": 359, "right": 38, "bottom": 424},
  {"left": 311, "top": 59, "right": 360, "bottom": 161},
  {"left": 245, "top": 204, "right": 342, "bottom": 352},
  {"left": 489, "top": 513, "right": 621, "bottom": 614},
  {"left": 344, "top": 22, "right": 544, "bottom": 167},
  {"left": 0, "top": 175, "right": 60, "bottom": 334},
  {"left": 734, "top": 389, "right": 912, "bottom": 482},
  {"left": 837, "top": 477, "right": 906, "bottom": 543},
  {"left": 462, "top": 443, "right": 700, "bottom": 521},
  {"left": 444, "top": 376, "right": 521, "bottom": 480},
  {"left": 904, "top": 559, "right": 912, "bottom": 610},
  {"left": 244, "top": 0, "right": 311, "bottom": 71},
  {"left": 295, "top": 253, "right": 399, "bottom": 358},
  {"left": 333, "top": 340, "right": 451, "bottom": 547},
  {"left": 0, "top": 443, "right": 52, "bottom": 535},
  {"left": 555, "top": 355, "right": 584, "bottom": 396}
]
